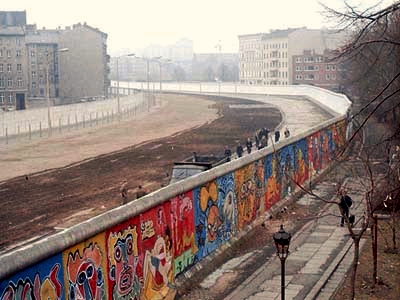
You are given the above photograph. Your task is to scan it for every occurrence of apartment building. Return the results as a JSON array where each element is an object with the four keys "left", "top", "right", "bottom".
[
  {"left": 238, "top": 27, "right": 347, "bottom": 86},
  {"left": 1, "top": 10, "right": 109, "bottom": 109},
  {"left": 59, "top": 23, "right": 109, "bottom": 101},
  {"left": 292, "top": 49, "right": 342, "bottom": 91},
  {"left": 0, "top": 26, "right": 28, "bottom": 110}
]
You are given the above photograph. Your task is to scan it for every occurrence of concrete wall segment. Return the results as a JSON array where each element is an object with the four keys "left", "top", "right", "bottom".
[{"left": 0, "top": 84, "right": 351, "bottom": 299}]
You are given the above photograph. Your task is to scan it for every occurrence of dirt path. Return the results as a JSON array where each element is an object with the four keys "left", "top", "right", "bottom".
[{"left": 0, "top": 94, "right": 218, "bottom": 182}]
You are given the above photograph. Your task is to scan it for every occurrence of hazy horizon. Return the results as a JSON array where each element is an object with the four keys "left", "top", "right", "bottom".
[{"left": 2, "top": 0, "right": 395, "bottom": 55}]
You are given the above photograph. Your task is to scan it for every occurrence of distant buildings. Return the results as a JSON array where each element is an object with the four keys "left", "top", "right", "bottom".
[
  {"left": 0, "top": 11, "right": 109, "bottom": 110},
  {"left": 292, "top": 49, "right": 342, "bottom": 91},
  {"left": 238, "top": 27, "right": 347, "bottom": 88}
]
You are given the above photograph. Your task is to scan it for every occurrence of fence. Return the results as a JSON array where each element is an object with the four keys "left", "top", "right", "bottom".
[{"left": 0, "top": 91, "right": 156, "bottom": 145}]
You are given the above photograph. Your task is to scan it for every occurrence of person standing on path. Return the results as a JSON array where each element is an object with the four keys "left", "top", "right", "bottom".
[
  {"left": 246, "top": 137, "right": 252, "bottom": 154},
  {"left": 236, "top": 143, "right": 244, "bottom": 158},
  {"left": 338, "top": 189, "right": 353, "bottom": 226}
]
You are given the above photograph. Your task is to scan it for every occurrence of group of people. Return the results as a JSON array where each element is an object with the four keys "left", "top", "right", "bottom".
[{"left": 224, "top": 127, "right": 292, "bottom": 161}]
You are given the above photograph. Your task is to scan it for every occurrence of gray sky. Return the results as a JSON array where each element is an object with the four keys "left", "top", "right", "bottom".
[{"left": 2, "top": 0, "right": 394, "bottom": 55}]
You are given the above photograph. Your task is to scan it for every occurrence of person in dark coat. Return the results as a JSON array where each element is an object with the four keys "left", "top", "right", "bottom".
[
  {"left": 246, "top": 137, "right": 252, "bottom": 154},
  {"left": 274, "top": 130, "right": 280, "bottom": 143},
  {"left": 284, "top": 127, "right": 290, "bottom": 138},
  {"left": 236, "top": 143, "right": 244, "bottom": 158},
  {"left": 224, "top": 145, "right": 232, "bottom": 162},
  {"left": 255, "top": 134, "right": 260, "bottom": 149},
  {"left": 338, "top": 189, "right": 353, "bottom": 226}
]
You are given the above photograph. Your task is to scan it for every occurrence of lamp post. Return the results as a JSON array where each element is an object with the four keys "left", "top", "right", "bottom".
[
  {"left": 116, "top": 53, "right": 135, "bottom": 119},
  {"left": 46, "top": 47, "right": 68, "bottom": 136},
  {"left": 273, "top": 224, "right": 292, "bottom": 300}
]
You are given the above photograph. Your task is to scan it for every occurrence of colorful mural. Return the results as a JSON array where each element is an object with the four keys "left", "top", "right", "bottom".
[
  {"left": 139, "top": 205, "right": 174, "bottom": 300},
  {"left": 265, "top": 154, "right": 281, "bottom": 210},
  {"left": 235, "top": 165, "right": 257, "bottom": 230},
  {"left": 107, "top": 221, "right": 141, "bottom": 300},
  {"left": 193, "top": 173, "right": 236, "bottom": 262},
  {"left": 0, "top": 255, "right": 63, "bottom": 300},
  {"left": 170, "top": 192, "right": 197, "bottom": 276},
  {"left": 293, "top": 139, "right": 309, "bottom": 185},
  {"left": 62, "top": 234, "right": 107, "bottom": 300},
  {"left": 0, "top": 120, "right": 350, "bottom": 300}
]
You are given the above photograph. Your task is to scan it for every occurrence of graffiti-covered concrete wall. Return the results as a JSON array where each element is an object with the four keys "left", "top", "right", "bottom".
[{"left": 0, "top": 113, "right": 349, "bottom": 299}]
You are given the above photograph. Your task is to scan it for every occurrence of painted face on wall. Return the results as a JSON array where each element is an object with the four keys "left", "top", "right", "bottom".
[
  {"left": 114, "top": 234, "right": 135, "bottom": 294},
  {"left": 67, "top": 244, "right": 104, "bottom": 300},
  {"left": 207, "top": 205, "right": 222, "bottom": 242},
  {"left": 108, "top": 226, "right": 139, "bottom": 299}
]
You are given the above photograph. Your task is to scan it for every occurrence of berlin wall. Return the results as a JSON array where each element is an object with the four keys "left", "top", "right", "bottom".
[{"left": 0, "top": 84, "right": 351, "bottom": 300}]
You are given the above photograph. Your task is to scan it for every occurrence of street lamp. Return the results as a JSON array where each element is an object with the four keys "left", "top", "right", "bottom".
[
  {"left": 46, "top": 47, "right": 68, "bottom": 136},
  {"left": 116, "top": 53, "right": 135, "bottom": 119},
  {"left": 273, "top": 224, "right": 292, "bottom": 300}
]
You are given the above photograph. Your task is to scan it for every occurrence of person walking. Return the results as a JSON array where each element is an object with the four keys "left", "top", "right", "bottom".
[
  {"left": 259, "top": 135, "right": 268, "bottom": 149},
  {"left": 246, "top": 137, "right": 252, "bottom": 154},
  {"left": 254, "top": 134, "right": 260, "bottom": 150},
  {"left": 120, "top": 179, "right": 129, "bottom": 204},
  {"left": 224, "top": 145, "right": 232, "bottom": 162},
  {"left": 338, "top": 189, "right": 353, "bottom": 226},
  {"left": 236, "top": 143, "right": 244, "bottom": 158},
  {"left": 284, "top": 127, "right": 291, "bottom": 138},
  {"left": 274, "top": 130, "right": 280, "bottom": 143}
]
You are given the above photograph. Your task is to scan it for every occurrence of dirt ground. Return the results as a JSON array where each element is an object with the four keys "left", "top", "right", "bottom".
[
  {"left": 333, "top": 214, "right": 400, "bottom": 300},
  {"left": 0, "top": 93, "right": 281, "bottom": 252}
]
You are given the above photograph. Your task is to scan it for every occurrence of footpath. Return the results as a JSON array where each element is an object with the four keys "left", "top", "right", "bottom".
[
  {"left": 176, "top": 160, "right": 368, "bottom": 300},
  {"left": 223, "top": 173, "right": 367, "bottom": 300}
]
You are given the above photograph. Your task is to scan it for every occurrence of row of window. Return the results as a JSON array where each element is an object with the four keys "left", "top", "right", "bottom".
[
  {"left": 241, "top": 61, "right": 289, "bottom": 69},
  {"left": 295, "top": 65, "right": 337, "bottom": 71},
  {"left": 240, "top": 51, "right": 288, "bottom": 60},
  {"left": 295, "top": 56, "right": 325, "bottom": 63},
  {"left": 0, "top": 94, "right": 14, "bottom": 104},
  {"left": 0, "top": 49, "right": 22, "bottom": 58},
  {"left": 0, "top": 63, "right": 23, "bottom": 72},
  {"left": 0, "top": 77, "right": 24, "bottom": 88},
  {"left": 240, "top": 71, "right": 289, "bottom": 78},
  {"left": 240, "top": 42, "right": 288, "bottom": 50},
  {"left": 295, "top": 74, "right": 337, "bottom": 80},
  {"left": 0, "top": 38, "right": 22, "bottom": 46}
]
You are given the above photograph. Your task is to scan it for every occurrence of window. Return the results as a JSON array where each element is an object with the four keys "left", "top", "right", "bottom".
[
  {"left": 0, "top": 64, "right": 3, "bottom": 72},
  {"left": 7, "top": 64, "right": 11, "bottom": 72},
  {"left": 0, "top": 77, "right": 4, "bottom": 88},
  {"left": 32, "top": 71, "right": 36, "bottom": 78},
  {"left": 8, "top": 94, "right": 13, "bottom": 103},
  {"left": 296, "top": 74, "right": 303, "bottom": 80},
  {"left": 17, "top": 78, "right": 23, "bottom": 87},
  {"left": 326, "top": 65, "right": 331, "bottom": 71},
  {"left": 17, "top": 64, "right": 22, "bottom": 72},
  {"left": 31, "top": 50, "right": 35, "bottom": 57},
  {"left": 0, "top": 49, "right": 2, "bottom": 57},
  {"left": 326, "top": 74, "right": 331, "bottom": 80},
  {"left": 332, "top": 65, "right": 336, "bottom": 70},
  {"left": 7, "top": 78, "right": 13, "bottom": 87},
  {"left": 16, "top": 50, "right": 21, "bottom": 57},
  {"left": 296, "top": 66, "right": 302, "bottom": 71},
  {"left": 16, "top": 38, "right": 21, "bottom": 46},
  {"left": 0, "top": 94, "right": 4, "bottom": 103},
  {"left": 32, "top": 82, "right": 36, "bottom": 89},
  {"left": 7, "top": 50, "right": 11, "bottom": 58}
]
